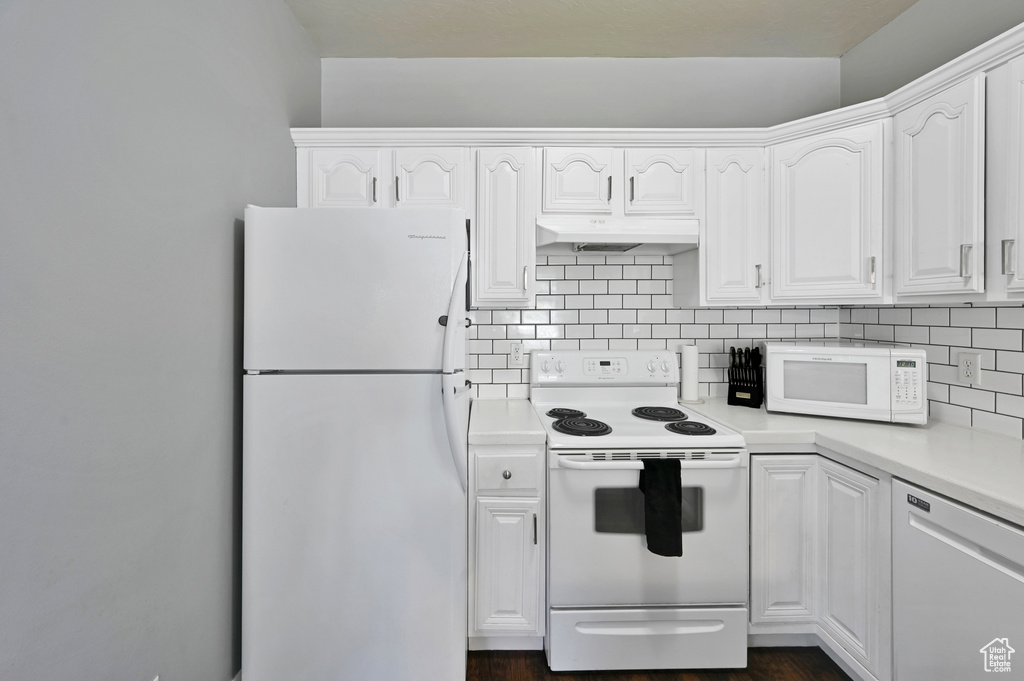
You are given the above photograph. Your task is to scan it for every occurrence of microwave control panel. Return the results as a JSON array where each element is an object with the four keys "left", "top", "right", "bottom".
[{"left": 893, "top": 356, "right": 924, "bottom": 407}]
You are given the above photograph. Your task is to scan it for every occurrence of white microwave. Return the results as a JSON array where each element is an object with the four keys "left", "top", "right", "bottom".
[{"left": 764, "top": 342, "right": 928, "bottom": 425}]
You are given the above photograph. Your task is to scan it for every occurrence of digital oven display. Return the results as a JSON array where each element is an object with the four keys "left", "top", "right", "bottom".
[
  {"left": 897, "top": 360, "right": 917, "bottom": 368},
  {"left": 600, "top": 361, "right": 611, "bottom": 366}
]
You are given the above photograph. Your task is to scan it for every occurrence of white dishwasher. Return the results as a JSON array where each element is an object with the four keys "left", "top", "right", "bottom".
[{"left": 892, "top": 479, "right": 1024, "bottom": 680}]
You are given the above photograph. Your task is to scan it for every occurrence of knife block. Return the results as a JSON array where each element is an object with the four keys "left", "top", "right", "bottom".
[{"left": 727, "top": 360, "right": 763, "bottom": 409}]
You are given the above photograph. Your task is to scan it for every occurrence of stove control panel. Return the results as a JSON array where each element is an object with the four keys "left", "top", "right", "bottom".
[{"left": 532, "top": 350, "right": 680, "bottom": 385}]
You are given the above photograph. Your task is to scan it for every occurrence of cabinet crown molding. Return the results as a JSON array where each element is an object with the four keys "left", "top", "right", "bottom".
[{"left": 294, "top": 21, "right": 1024, "bottom": 148}]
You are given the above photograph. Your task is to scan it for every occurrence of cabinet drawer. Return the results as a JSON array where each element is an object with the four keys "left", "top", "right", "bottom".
[{"left": 475, "top": 452, "right": 541, "bottom": 493}]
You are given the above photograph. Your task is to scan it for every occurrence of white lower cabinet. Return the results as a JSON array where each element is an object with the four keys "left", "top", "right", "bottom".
[
  {"left": 469, "top": 444, "right": 545, "bottom": 644},
  {"left": 750, "top": 454, "right": 891, "bottom": 681},
  {"left": 750, "top": 456, "right": 818, "bottom": 624}
]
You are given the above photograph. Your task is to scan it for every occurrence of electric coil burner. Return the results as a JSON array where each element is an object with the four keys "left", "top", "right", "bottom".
[
  {"left": 530, "top": 350, "right": 749, "bottom": 673},
  {"left": 551, "top": 417, "right": 612, "bottom": 437},
  {"left": 665, "top": 420, "right": 717, "bottom": 436},
  {"left": 546, "top": 408, "right": 586, "bottom": 419},
  {"left": 632, "top": 405, "right": 687, "bottom": 422}
]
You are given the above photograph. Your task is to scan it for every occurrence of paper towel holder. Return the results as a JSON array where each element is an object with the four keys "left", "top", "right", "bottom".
[{"left": 679, "top": 343, "right": 705, "bottom": 405}]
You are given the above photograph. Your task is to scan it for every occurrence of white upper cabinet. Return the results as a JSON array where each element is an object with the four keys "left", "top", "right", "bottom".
[
  {"left": 987, "top": 55, "right": 1024, "bottom": 299},
  {"left": 623, "top": 149, "right": 703, "bottom": 215},
  {"left": 542, "top": 148, "right": 704, "bottom": 217},
  {"left": 701, "top": 148, "right": 768, "bottom": 305},
  {"left": 394, "top": 147, "right": 469, "bottom": 209},
  {"left": 894, "top": 75, "right": 986, "bottom": 296},
  {"left": 473, "top": 148, "right": 536, "bottom": 308},
  {"left": 770, "top": 121, "right": 886, "bottom": 302},
  {"left": 542, "top": 148, "right": 614, "bottom": 214},
  {"left": 298, "top": 147, "right": 469, "bottom": 210},
  {"left": 301, "top": 148, "right": 384, "bottom": 208}
]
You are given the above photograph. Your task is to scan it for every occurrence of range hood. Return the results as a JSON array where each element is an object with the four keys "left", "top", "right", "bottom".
[{"left": 536, "top": 217, "right": 699, "bottom": 256}]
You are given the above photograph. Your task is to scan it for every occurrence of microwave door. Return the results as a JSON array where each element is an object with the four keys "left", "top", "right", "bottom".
[{"left": 767, "top": 355, "right": 893, "bottom": 422}]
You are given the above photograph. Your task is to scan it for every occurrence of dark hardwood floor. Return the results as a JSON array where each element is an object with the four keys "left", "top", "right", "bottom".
[{"left": 467, "top": 648, "right": 852, "bottom": 681}]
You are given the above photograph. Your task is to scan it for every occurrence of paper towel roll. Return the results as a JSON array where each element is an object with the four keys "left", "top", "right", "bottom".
[{"left": 680, "top": 344, "right": 700, "bottom": 403}]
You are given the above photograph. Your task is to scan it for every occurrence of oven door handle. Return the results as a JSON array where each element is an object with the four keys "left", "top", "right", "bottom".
[{"left": 556, "top": 458, "right": 743, "bottom": 470}]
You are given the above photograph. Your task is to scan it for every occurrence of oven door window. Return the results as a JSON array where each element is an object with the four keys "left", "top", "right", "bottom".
[{"left": 594, "top": 487, "right": 704, "bottom": 534}]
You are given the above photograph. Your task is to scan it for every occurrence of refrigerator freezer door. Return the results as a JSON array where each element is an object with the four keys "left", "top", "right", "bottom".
[
  {"left": 242, "top": 373, "right": 467, "bottom": 681},
  {"left": 244, "top": 206, "right": 465, "bottom": 372}
]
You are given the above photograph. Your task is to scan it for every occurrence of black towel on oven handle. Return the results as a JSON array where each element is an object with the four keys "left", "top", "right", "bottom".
[{"left": 639, "top": 458, "right": 683, "bottom": 557}]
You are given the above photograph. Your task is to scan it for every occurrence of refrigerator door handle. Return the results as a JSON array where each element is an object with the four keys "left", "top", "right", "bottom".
[
  {"left": 441, "top": 372, "right": 469, "bottom": 492},
  {"left": 441, "top": 251, "right": 470, "bottom": 492},
  {"left": 442, "top": 252, "right": 469, "bottom": 375}
]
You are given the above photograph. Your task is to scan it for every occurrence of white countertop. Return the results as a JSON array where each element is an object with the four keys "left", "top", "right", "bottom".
[
  {"left": 468, "top": 397, "right": 1024, "bottom": 526},
  {"left": 686, "top": 398, "right": 1024, "bottom": 527},
  {"left": 469, "top": 399, "right": 546, "bottom": 445}
]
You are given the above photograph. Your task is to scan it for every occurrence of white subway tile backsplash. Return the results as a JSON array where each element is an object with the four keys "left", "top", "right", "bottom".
[
  {"left": 950, "top": 307, "right": 996, "bottom": 328},
  {"left": 564, "top": 295, "right": 595, "bottom": 309},
  {"left": 694, "top": 309, "right": 724, "bottom": 324},
  {"left": 522, "top": 310, "right": 550, "bottom": 325},
  {"left": 930, "top": 401, "right": 973, "bottom": 428},
  {"left": 997, "top": 393, "right": 1024, "bottom": 418},
  {"left": 979, "top": 369, "right": 1024, "bottom": 395},
  {"left": 550, "top": 310, "right": 579, "bottom": 324},
  {"left": 895, "top": 325, "right": 930, "bottom": 344},
  {"left": 752, "top": 309, "right": 782, "bottom": 324},
  {"left": 973, "top": 328, "right": 1023, "bottom": 351},
  {"left": 579, "top": 309, "right": 608, "bottom": 324},
  {"left": 912, "top": 307, "right": 950, "bottom": 326},
  {"left": 878, "top": 308, "right": 912, "bottom": 325},
  {"left": 565, "top": 265, "right": 595, "bottom": 279},
  {"left": 997, "top": 307, "right": 1024, "bottom": 329},
  {"left": 580, "top": 280, "right": 608, "bottom": 295},
  {"left": 997, "top": 350, "right": 1024, "bottom": 374},
  {"left": 594, "top": 265, "right": 623, "bottom": 279},
  {"left": 930, "top": 326, "right": 972, "bottom": 347},
  {"left": 972, "top": 410, "right": 1023, "bottom": 439},
  {"left": 637, "top": 309, "right": 666, "bottom": 324},
  {"left": 535, "top": 265, "right": 564, "bottom": 280},
  {"left": 466, "top": 256, "right": 1024, "bottom": 439},
  {"left": 949, "top": 385, "right": 996, "bottom": 412}
]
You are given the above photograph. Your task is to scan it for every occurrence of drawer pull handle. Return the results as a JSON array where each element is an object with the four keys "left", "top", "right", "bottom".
[
  {"left": 502, "top": 470, "right": 512, "bottom": 480},
  {"left": 533, "top": 513, "right": 538, "bottom": 545}
]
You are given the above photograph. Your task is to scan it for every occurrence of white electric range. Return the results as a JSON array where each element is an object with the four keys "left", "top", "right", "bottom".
[{"left": 530, "top": 350, "right": 749, "bottom": 672}]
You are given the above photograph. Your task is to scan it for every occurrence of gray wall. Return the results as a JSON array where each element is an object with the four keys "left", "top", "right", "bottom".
[
  {"left": 0, "top": 0, "right": 319, "bottom": 679},
  {"left": 840, "top": 0, "right": 1024, "bottom": 106},
  {"left": 321, "top": 57, "right": 840, "bottom": 127}
]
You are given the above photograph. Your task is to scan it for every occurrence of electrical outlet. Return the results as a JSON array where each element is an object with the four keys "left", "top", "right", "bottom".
[
  {"left": 958, "top": 352, "right": 982, "bottom": 386},
  {"left": 510, "top": 342, "right": 524, "bottom": 368}
]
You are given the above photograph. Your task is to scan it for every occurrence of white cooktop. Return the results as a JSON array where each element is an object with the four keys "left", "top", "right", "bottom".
[{"left": 530, "top": 351, "right": 745, "bottom": 450}]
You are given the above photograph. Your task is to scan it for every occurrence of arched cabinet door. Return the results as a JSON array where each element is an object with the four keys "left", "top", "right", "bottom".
[
  {"left": 305, "top": 148, "right": 383, "bottom": 207},
  {"left": 542, "top": 148, "right": 614, "bottom": 213},
  {"left": 625, "top": 148, "right": 703, "bottom": 216},
  {"left": 394, "top": 147, "right": 469, "bottom": 209},
  {"left": 473, "top": 148, "right": 536, "bottom": 308},
  {"left": 894, "top": 74, "right": 985, "bottom": 296},
  {"left": 702, "top": 148, "right": 767, "bottom": 305},
  {"left": 770, "top": 120, "right": 885, "bottom": 302}
]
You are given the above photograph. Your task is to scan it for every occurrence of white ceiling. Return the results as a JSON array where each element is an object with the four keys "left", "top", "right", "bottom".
[{"left": 285, "top": 0, "right": 920, "bottom": 58}]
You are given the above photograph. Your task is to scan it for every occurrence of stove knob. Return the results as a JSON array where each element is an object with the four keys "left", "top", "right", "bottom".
[
  {"left": 661, "top": 360, "right": 671, "bottom": 373},
  {"left": 555, "top": 360, "right": 565, "bottom": 373},
  {"left": 541, "top": 360, "right": 551, "bottom": 373},
  {"left": 646, "top": 360, "right": 656, "bottom": 373}
]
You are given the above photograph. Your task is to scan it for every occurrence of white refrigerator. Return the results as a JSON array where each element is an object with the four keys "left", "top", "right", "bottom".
[{"left": 241, "top": 206, "right": 470, "bottom": 681}]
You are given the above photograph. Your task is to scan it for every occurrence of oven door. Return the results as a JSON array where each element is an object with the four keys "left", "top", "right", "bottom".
[{"left": 547, "top": 453, "right": 748, "bottom": 607}]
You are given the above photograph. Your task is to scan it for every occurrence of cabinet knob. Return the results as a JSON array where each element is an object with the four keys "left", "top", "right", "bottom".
[{"left": 502, "top": 470, "right": 512, "bottom": 480}]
